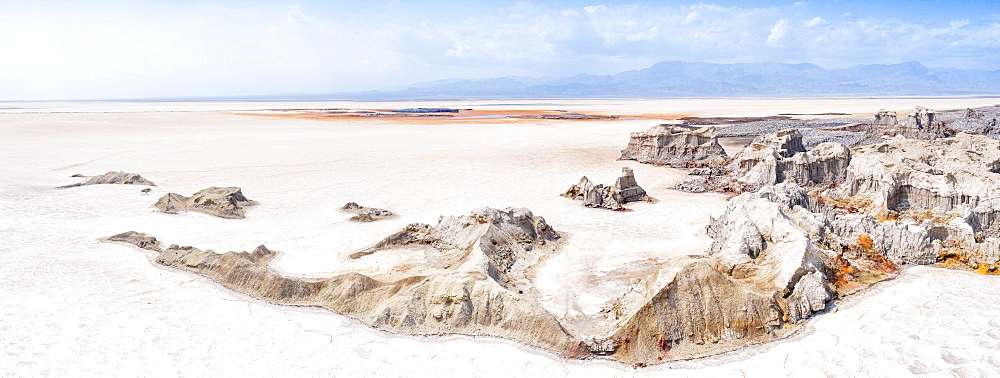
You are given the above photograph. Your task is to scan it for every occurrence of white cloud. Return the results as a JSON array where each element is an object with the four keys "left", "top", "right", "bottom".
[
  {"left": 804, "top": 17, "right": 828, "bottom": 27},
  {"left": 583, "top": 5, "right": 606, "bottom": 14},
  {"left": 681, "top": 11, "right": 699, "bottom": 25},
  {"left": 766, "top": 19, "right": 790, "bottom": 46},
  {"left": 443, "top": 42, "right": 475, "bottom": 57}
]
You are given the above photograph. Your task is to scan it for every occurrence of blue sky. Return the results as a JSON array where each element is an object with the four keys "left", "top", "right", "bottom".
[{"left": 1, "top": 0, "right": 998, "bottom": 100}]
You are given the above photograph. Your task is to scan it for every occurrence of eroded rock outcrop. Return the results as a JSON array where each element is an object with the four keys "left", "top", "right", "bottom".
[
  {"left": 58, "top": 171, "right": 155, "bottom": 188},
  {"left": 154, "top": 187, "right": 255, "bottom": 219},
  {"left": 729, "top": 129, "right": 850, "bottom": 188},
  {"left": 608, "top": 132, "right": 1000, "bottom": 364},
  {"left": 852, "top": 107, "right": 956, "bottom": 146},
  {"left": 823, "top": 133, "right": 1000, "bottom": 269},
  {"left": 677, "top": 129, "right": 850, "bottom": 194},
  {"left": 562, "top": 167, "right": 650, "bottom": 210},
  {"left": 608, "top": 183, "right": 834, "bottom": 364},
  {"left": 342, "top": 202, "right": 395, "bottom": 222},
  {"left": 620, "top": 125, "right": 727, "bottom": 167},
  {"left": 105, "top": 207, "right": 578, "bottom": 356},
  {"left": 101, "top": 121, "right": 1000, "bottom": 366}
]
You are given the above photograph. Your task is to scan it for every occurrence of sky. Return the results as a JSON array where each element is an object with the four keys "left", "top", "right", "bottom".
[{"left": 1, "top": 0, "right": 998, "bottom": 100}]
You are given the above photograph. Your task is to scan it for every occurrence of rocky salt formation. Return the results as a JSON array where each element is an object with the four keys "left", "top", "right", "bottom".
[
  {"left": 562, "top": 167, "right": 650, "bottom": 210},
  {"left": 619, "top": 125, "right": 727, "bottom": 167},
  {"left": 58, "top": 171, "right": 155, "bottom": 188},
  {"left": 950, "top": 107, "right": 1000, "bottom": 139},
  {"left": 729, "top": 129, "right": 850, "bottom": 189},
  {"left": 108, "top": 202, "right": 839, "bottom": 364},
  {"left": 99, "top": 124, "right": 1000, "bottom": 367},
  {"left": 106, "top": 144, "right": 1000, "bottom": 366},
  {"left": 607, "top": 183, "right": 834, "bottom": 364},
  {"left": 154, "top": 187, "right": 255, "bottom": 219},
  {"left": 851, "top": 107, "right": 956, "bottom": 146},
  {"left": 105, "top": 207, "right": 580, "bottom": 356},
  {"left": 677, "top": 129, "right": 851, "bottom": 194},
  {"left": 824, "top": 133, "right": 1000, "bottom": 268},
  {"left": 341, "top": 202, "right": 394, "bottom": 222}
]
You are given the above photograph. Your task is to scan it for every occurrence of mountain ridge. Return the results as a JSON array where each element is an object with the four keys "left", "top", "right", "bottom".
[{"left": 346, "top": 60, "right": 1000, "bottom": 100}]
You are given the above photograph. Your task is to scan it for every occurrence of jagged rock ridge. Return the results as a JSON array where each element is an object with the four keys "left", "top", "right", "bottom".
[
  {"left": 154, "top": 187, "right": 255, "bottom": 219},
  {"left": 104, "top": 207, "right": 581, "bottom": 357}
]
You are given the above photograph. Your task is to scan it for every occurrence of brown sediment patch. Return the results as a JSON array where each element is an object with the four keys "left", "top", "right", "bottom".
[{"left": 233, "top": 108, "right": 687, "bottom": 124}]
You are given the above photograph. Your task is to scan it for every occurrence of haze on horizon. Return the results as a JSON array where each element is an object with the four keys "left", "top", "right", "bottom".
[{"left": 2, "top": 0, "right": 999, "bottom": 101}]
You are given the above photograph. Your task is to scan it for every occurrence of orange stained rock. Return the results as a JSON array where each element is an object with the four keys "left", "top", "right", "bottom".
[
  {"left": 857, "top": 234, "right": 874, "bottom": 250},
  {"left": 976, "top": 263, "right": 1000, "bottom": 275}
]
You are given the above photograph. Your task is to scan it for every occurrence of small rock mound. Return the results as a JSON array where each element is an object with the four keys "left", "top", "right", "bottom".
[
  {"left": 562, "top": 167, "right": 650, "bottom": 210},
  {"left": 154, "top": 187, "right": 254, "bottom": 219},
  {"left": 105, "top": 231, "right": 162, "bottom": 251},
  {"left": 58, "top": 171, "right": 155, "bottom": 188},
  {"left": 342, "top": 202, "right": 395, "bottom": 222}
]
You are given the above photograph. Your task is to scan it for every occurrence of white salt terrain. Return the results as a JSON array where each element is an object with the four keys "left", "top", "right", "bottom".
[{"left": 2, "top": 98, "right": 1000, "bottom": 375}]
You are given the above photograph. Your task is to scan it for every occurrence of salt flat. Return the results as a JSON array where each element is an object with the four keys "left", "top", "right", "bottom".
[{"left": 2, "top": 98, "right": 1000, "bottom": 376}]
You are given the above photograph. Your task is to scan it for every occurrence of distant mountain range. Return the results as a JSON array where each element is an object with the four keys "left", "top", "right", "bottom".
[{"left": 327, "top": 61, "right": 1000, "bottom": 100}]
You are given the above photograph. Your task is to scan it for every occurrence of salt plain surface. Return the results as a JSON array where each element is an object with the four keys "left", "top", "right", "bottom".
[{"left": 2, "top": 98, "right": 1000, "bottom": 376}]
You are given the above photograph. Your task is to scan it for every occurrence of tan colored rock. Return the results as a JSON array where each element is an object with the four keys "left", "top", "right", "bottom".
[
  {"left": 58, "top": 171, "right": 155, "bottom": 188},
  {"left": 104, "top": 207, "right": 578, "bottom": 357},
  {"left": 620, "top": 125, "right": 727, "bottom": 167},
  {"left": 154, "top": 187, "right": 254, "bottom": 219},
  {"left": 105, "top": 231, "right": 162, "bottom": 252}
]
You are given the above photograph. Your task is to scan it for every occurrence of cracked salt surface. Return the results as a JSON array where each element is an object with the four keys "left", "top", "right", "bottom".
[{"left": 2, "top": 98, "right": 1000, "bottom": 376}]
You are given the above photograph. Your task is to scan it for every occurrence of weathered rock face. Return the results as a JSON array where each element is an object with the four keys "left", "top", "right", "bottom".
[
  {"left": 833, "top": 133, "right": 1000, "bottom": 215},
  {"left": 154, "top": 187, "right": 254, "bottom": 219},
  {"left": 562, "top": 167, "right": 650, "bottom": 210},
  {"left": 679, "top": 129, "right": 851, "bottom": 194},
  {"left": 821, "top": 132, "right": 1000, "bottom": 269},
  {"left": 852, "top": 107, "right": 956, "bottom": 147},
  {"left": 105, "top": 207, "right": 578, "bottom": 357},
  {"left": 620, "top": 125, "right": 727, "bottom": 167},
  {"left": 780, "top": 141, "right": 851, "bottom": 186},
  {"left": 351, "top": 207, "right": 559, "bottom": 291},
  {"left": 58, "top": 171, "right": 155, "bottom": 188},
  {"left": 342, "top": 202, "right": 395, "bottom": 222},
  {"left": 873, "top": 109, "right": 898, "bottom": 126},
  {"left": 609, "top": 183, "right": 834, "bottom": 364},
  {"left": 612, "top": 133, "right": 1000, "bottom": 363},
  {"left": 906, "top": 106, "right": 935, "bottom": 129}
]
